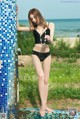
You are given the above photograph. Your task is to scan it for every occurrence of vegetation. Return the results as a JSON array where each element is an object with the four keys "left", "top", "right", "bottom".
[
  {"left": 17, "top": 30, "right": 80, "bottom": 109},
  {"left": 17, "top": 31, "right": 35, "bottom": 55},
  {"left": 19, "top": 61, "right": 80, "bottom": 103},
  {"left": 17, "top": 31, "right": 80, "bottom": 60}
]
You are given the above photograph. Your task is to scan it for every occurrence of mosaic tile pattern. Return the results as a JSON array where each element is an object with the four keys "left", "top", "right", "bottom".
[
  {"left": 18, "top": 108, "right": 80, "bottom": 119},
  {"left": 0, "top": 0, "right": 17, "bottom": 118}
]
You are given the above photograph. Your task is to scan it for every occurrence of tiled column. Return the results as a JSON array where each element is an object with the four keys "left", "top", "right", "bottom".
[{"left": 0, "top": 0, "right": 17, "bottom": 118}]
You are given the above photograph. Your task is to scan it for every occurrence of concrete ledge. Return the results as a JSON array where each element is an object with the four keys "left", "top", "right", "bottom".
[{"left": 17, "top": 108, "right": 80, "bottom": 119}]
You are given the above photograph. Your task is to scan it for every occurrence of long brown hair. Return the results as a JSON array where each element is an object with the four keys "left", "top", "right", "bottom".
[{"left": 28, "top": 8, "right": 48, "bottom": 29}]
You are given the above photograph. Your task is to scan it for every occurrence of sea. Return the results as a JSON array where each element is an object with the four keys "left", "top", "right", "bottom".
[{"left": 19, "top": 19, "right": 80, "bottom": 37}]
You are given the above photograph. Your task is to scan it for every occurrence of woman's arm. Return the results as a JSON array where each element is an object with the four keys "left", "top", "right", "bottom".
[
  {"left": 16, "top": 5, "right": 31, "bottom": 32},
  {"left": 16, "top": 18, "right": 30, "bottom": 31},
  {"left": 17, "top": 25, "right": 30, "bottom": 31},
  {"left": 48, "top": 22, "right": 55, "bottom": 44},
  {"left": 45, "top": 22, "right": 55, "bottom": 44}
]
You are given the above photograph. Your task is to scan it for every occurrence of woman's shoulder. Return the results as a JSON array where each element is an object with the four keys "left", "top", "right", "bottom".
[
  {"left": 49, "top": 22, "right": 54, "bottom": 27},
  {"left": 46, "top": 21, "right": 54, "bottom": 26},
  {"left": 47, "top": 22, "right": 55, "bottom": 29}
]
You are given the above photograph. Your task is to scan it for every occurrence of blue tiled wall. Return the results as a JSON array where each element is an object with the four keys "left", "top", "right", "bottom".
[{"left": 0, "top": 0, "right": 17, "bottom": 117}]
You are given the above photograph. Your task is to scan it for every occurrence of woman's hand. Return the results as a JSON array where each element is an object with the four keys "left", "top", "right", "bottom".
[
  {"left": 16, "top": 5, "right": 31, "bottom": 32},
  {"left": 45, "top": 35, "right": 50, "bottom": 41},
  {"left": 45, "top": 35, "right": 53, "bottom": 44},
  {"left": 16, "top": 5, "right": 18, "bottom": 15}
]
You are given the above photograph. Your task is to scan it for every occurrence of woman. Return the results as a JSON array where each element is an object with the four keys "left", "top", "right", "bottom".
[{"left": 17, "top": 8, "right": 55, "bottom": 117}]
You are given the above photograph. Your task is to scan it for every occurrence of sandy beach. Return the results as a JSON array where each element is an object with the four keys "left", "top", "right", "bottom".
[{"left": 54, "top": 37, "right": 80, "bottom": 48}]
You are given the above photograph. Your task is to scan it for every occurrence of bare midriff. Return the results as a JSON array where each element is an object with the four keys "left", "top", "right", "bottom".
[{"left": 33, "top": 44, "right": 50, "bottom": 53}]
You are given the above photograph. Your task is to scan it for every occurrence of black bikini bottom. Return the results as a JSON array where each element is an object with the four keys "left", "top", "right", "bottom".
[{"left": 32, "top": 50, "right": 51, "bottom": 62}]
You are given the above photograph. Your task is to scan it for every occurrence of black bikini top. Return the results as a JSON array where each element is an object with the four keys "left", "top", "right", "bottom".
[{"left": 33, "top": 28, "right": 50, "bottom": 44}]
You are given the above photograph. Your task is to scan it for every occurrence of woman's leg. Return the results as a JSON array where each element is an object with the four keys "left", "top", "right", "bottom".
[
  {"left": 32, "top": 55, "right": 46, "bottom": 116},
  {"left": 43, "top": 55, "right": 52, "bottom": 112}
]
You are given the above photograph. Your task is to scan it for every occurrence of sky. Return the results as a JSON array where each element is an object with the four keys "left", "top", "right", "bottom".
[{"left": 17, "top": 0, "right": 80, "bottom": 20}]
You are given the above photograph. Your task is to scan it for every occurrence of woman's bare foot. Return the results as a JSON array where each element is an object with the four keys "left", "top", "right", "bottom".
[
  {"left": 39, "top": 109, "right": 45, "bottom": 117},
  {"left": 45, "top": 107, "right": 53, "bottom": 113}
]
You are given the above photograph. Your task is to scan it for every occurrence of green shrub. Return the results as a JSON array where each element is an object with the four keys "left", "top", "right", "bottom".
[
  {"left": 55, "top": 39, "right": 70, "bottom": 50},
  {"left": 51, "top": 40, "right": 78, "bottom": 58},
  {"left": 48, "top": 87, "right": 80, "bottom": 100},
  {"left": 74, "top": 40, "right": 80, "bottom": 53},
  {"left": 17, "top": 31, "right": 34, "bottom": 55},
  {"left": 17, "top": 32, "right": 80, "bottom": 58}
]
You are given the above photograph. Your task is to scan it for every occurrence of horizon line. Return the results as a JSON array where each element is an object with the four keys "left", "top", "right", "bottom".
[{"left": 19, "top": 18, "right": 80, "bottom": 20}]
